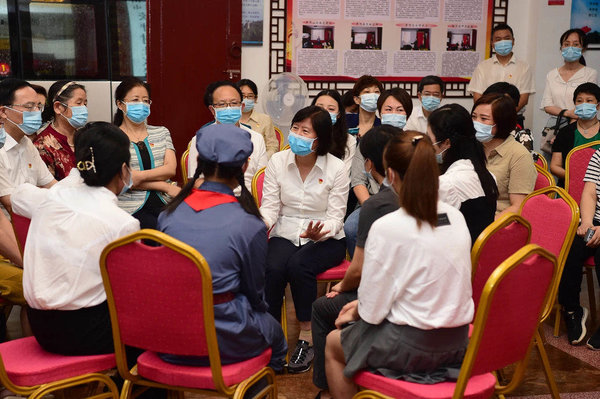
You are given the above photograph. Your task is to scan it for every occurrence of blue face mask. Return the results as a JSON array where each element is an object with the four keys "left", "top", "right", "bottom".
[
  {"left": 6, "top": 108, "right": 42, "bottom": 135},
  {"left": 494, "top": 40, "right": 513, "bottom": 56},
  {"left": 329, "top": 112, "right": 337, "bottom": 125},
  {"left": 575, "top": 103, "right": 598, "bottom": 120},
  {"left": 562, "top": 46, "right": 582, "bottom": 62},
  {"left": 474, "top": 121, "right": 495, "bottom": 143},
  {"left": 288, "top": 131, "right": 316, "bottom": 156},
  {"left": 434, "top": 141, "right": 448, "bottom": 164},
  {"left": 243, "top": 98, "right": 255, "bottom": 112},
  {"left": 125, "top": 102, "right": 151, "bottom": 124},
  {"left": 120, "top": 167, "right": 133, "bottom": 196},
  {"left": 421, "top": 96, "right": 441, "bottom": 112},
  {"left": 61, "top": 104, "right": 88, "bottom": 128},
  {"left": 359, "top": 93, "right": 379, "bottom": 112},
  {"left": 0, "top": 126, "right": 5, "bottom": 149},
  {"left": 381, "top": 113, "right": 407, "bottom": 129},
  {"left": 215, "top": 106, "right": 242, "bottom": 125}
]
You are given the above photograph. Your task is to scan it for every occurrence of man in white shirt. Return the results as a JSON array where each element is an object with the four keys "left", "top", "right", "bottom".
[
  {"left": 0, "top": 78, "right": 56, "bottom": 216},
  {"left": 405, "top": 75, "right": 444, "bottom": 133},
  {"left": 187, "top": 81, "right": 267, "bottom": 190},
  {"left": 467, "top": 23, "right": 535, "bottom": 114}
]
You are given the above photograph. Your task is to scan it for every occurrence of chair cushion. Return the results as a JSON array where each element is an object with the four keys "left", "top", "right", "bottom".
[
  {"left": 354, "top": 370, "right": 496, "bottom": 399},
  {"left": 137, "top": 348, "right": 271, "bottom": 389},
  {"left": 585, "top": 256, "right": 595, "bottom": 267},
  {"left": 0, "top": 337, "right": 115, "bottom": 387},
  {"left": 316, "top": 260, "right": 350, "bottom": 281}
]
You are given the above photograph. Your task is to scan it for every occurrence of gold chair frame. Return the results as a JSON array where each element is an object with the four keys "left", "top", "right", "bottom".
[
  {"left": 251, "top": 167, "right": 266, "bottom": 208},
  {"left": 100, "top": 229, "right": 277, "bottom": 399}
]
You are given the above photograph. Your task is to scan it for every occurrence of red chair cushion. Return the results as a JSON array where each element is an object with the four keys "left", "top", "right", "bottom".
[
  {"left": 354, "top": 370, "right": 496, "bottom": 399},
  {"left": 316, "top": 260, "right": 350, "bottom": 281},
  {"left": 0, "top": 337, "right": 115, "bottom": 387},
  {"left": 585, "top": 255, "right": 595, "bottom": 266},
  {"left": 136, "top": 348, "right": 271, "bottom": 389}
]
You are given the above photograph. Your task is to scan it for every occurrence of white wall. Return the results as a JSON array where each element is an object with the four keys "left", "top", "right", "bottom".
[{"left": 241, "top": 0, "right": 592, "bottom": 151}]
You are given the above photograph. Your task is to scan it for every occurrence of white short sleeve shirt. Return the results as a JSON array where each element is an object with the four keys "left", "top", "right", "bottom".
[
  {"left": 540, "top": 66, "right": 598, "bottom": 110},
  {"left": 405, "top": 106, "right": 428, "bottom": 134},
  {"left": 467, "top": 55, "right": 535, "bottom": 96}
]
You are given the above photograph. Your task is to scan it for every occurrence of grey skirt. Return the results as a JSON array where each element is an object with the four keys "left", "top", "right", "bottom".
[{"left": 341, "top": 319, "right": 469, "bottom": 384}]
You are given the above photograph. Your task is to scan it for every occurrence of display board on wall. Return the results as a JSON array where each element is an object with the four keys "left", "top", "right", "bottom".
[
  {"left": 243, "top": 0, "right": 264, "bottom": 45},
  {"left": 571, "top": 0, "right": 600, "bottom": 49},
  {"left": 288, "top": 0, "right": 494, "bottom": 81}
]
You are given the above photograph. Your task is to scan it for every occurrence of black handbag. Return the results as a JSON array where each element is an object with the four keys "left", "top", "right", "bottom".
[{"left": 541, "top": 109, "right": 568, "bottom": 154}]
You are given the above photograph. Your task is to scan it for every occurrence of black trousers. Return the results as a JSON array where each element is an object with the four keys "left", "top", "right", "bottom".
[
  {"left": 311, "top": 291, "right": 358, "bottom": 389},
  {"left": 265, "top": 237, "right": 346, "bottom": 322},
  {"left": 558, "top": 222, "right": 600, "bottom": 311}
]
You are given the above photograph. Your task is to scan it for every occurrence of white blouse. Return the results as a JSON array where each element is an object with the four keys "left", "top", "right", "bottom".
[
  {"left": 11, "top": 170, "right": 140, "bottom": 310},
  {"left": 343, "top": 133, "right": 357, "bottom": 178},
  {"left": 438, "top": 159, "right": 486, "bottom": 209},
  {"left": 260, "top": 149, "right": 350, "bottom": 245},
  {"left": 358, "top": 202, "right": 474, "bottom": 329},
  {"left": 540, "top": 66, "right": 598, "bottom": 110}
]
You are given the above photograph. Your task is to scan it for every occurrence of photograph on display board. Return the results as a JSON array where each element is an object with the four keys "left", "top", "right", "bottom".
[
  {"left": 571, "top": 0, "right": 600, "bottom": 48},
  {"left": 446, "top": 28, "right": 477, "bottom": 51},
  {"left": 401, "top": 28, "right": 431, "bottom": 50},
  {"left": 303, "top": 25, "right": 335, "bottom": 49},
  {"left": 242, "top": 0, "right": 264, "bottom": 45},
  {"left": 350, "top": 26, "right": 382, "bottom": 50}
]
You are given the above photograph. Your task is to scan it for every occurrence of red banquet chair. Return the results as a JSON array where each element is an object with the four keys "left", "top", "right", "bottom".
[
  {"left": 470, "top": 213, "right": 531, "bottom": 310},
  {"left": 518, "top": 187, "right": 579, "bottom": 338},
  {"left": 10, "top": 212, "right": 31, "bottom": 255},
  {"left": 274, "top": 127, "right": 285, "bottom": 152},
  {"left": 564, "top": 141, "right": 600, "bottom": 326},
  {"left": 534, "top": 164, "right": 556, "bottom": 191},
  {"left": 532, "top": 151, "right": 547, "bottom": 170},
  {"left": 251, "top": 167, "right": 266, "bottom": 207},
  {"left": 100, "top": 229, "right": 277, "bottom": 399},
  {"left": 352, "top": 244, "right": 558, "bottom": 399}
]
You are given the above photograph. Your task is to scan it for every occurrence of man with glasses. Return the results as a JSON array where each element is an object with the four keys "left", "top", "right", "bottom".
[
  {"left": 187, "top": 81, "right": 267, "bottom": 191},
  {"left": 0, "top": 78, "right": 56, "bottom": 216}
]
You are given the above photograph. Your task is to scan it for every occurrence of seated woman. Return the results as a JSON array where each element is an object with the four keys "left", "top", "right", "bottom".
[
  {"left": 113, "top": 77, "right": 180, "bottom": 230},
  {"left": 11, "top": 122, "right": 139, "bottom": 355},
  {"left": 312, "top": 89, "right": 355, "bottom": 177},
  {"left": 158, "top": 124, "right": 287, "bottom": 370},
  {"left": 325, "top": 132, "right": 473, "bottom": 399},
  {"left": 472, "top": 93, "right": 536, "bottom": 216},
  {"left": 551, "top": 82, "right": 600, "bottom": 186},
  {"left": 427, "top": 104, "right": 498, "bottom": 242},
  {"left": 34, "top": 81, "right": 88, "bottom": 180},
  {"left": 261, "top": 106, "right": 350, "bottom": 373},
  {"left": 558, "top": 148, "right": 600, "bottom": 348}
]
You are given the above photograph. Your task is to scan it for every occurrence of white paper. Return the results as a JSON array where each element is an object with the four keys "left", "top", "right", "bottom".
[
  {"left": 343, "top": 50, "right": 388, "bottom": 77},
  {"left": 345, "top": 0, "right": 391, "bottom": 20},
  {"left": 296, "top": 49, "right": 339, "bottom": 75},
  {"left": 393, "top": 51, "right": 437, "bottom": 76},
  {"left": 444, "top": 0, "right": 484, "bottom": 23},
  {"left": 298, "top": 0, "right": 340, "bottom": 18},
  {"left": 395, "top": 0, "right": 440, "bottom": 22},
  {"left": 441, "top": 51, "right": 480, "bottom": 77}
]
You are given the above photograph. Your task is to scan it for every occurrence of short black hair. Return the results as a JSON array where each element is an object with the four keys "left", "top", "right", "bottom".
[
  {"left": 359, "top": 124, "right": 402, "bottom": 176},
  {"left": 74, "top": 122, "right": 131, "bottom": 187},
  {"left": 353, "top": 75, "right": 384, "bottom": 97},
  {"left": 472, "top": 93, "right": 516, "bottom": 140},
  {"left": 483, "top": 82, "right": 520, "bottom": 107},
  {"left": 492, "top": 23, "right": 514, "bottom": 38},
  {"left": 574, "top": 82, "right": 600, "bottom": 103},
  {"left": 30, "top": 84, "right": 47, "bottom": 98},
  {"left": 377, "top": 87, "right": 413, "bottom": 117},
  {"left": 204, "top": 81, "right": 243, "bottom": 108},
  {"left": 417, "top": 75, "right": 445, "bottom": 94},
  {"left": 0, "top": 78, "right": 32, "bottom": 106},
  {"left": 291, "top": 105, "right": 332, "bottom": 156},
  {"left": 237, "top": 79, "right": 258, "bottom": 96}
]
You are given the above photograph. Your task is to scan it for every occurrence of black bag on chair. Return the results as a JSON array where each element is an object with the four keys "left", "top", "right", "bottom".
[{"left": 541, "top": 109, "right": 568, "bottom": 154}]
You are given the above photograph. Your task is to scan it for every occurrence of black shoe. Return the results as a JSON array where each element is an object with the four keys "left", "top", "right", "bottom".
[
  {"left": 586, "top": 326, "right": 600, "bottom": 350},
  {"left": 287, "top": 339, "right": 314, "bottom": 374},
  {"left": 564, "top": 306, "right": 588, "bottom": 345}
]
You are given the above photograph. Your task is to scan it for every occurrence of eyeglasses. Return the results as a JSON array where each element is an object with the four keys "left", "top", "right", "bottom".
[
  {"left": 212, "top": 101, "right": 242, "bottom": 108},
  {"left": 123, "top": 99, "right": 152, "bottom": 105},
  {"left": 10, "top": 102, "right": 44, "bottom": 112},
  {"left": 242, "top": 94, "right": 256, "bottom": 100}
]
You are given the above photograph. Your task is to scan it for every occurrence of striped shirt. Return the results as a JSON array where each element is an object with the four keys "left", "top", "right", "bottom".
[{"left": 584, "top": 149, "right": 600, "bottom": 222}]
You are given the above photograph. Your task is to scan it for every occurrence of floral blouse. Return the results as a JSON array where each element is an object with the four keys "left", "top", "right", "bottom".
[{"left": 33, "top": 124, "right": 75, "bottom": 181}]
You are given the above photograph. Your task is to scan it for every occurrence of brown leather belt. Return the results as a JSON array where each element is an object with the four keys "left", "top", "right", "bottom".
[{"left": 213, "top": 291, "right": 235, "bottom": 305}]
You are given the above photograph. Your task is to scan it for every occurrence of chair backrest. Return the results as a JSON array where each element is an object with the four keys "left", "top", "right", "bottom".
[
  {"left": 470, "top": 213, "right": 531, "bottom": 311},
  {"left": 454, "top": 244, "right": 557, "bottom": 399},
  {"left": 180, "top": 148, "right": 190, "bottom": 185},
  {"left": 534, "top": 164, "right": 556, "bottom": 191},
  {"left": 565, "top": 140, "right": 600, "bottom": 204},
  {"left": 282, "top": 144, "right": 290, "bottom": 151},
  {"left": 532, "top": 151, "right": 547, "bottom": 170},
  {"left": 10, "top": 213, "right": 31, "bottom": 255},
  {"left": 100, "top": 229, "right": 229, "bottom": 391},
  {"left": 519, "top": 186, "right": 579, "bottom": 321},
  {"left": 251, "top": 167, "right": 266, "bottom": 207},
  {"left": 274, "top": 126, "right": 284, "bottom": 151}
]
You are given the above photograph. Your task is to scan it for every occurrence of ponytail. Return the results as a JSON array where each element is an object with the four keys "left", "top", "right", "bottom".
[
  {"left": 164, "top": 158, "right": 262, "bottom": 220},
  {"left": 385, "top": 131, "right": 439, "bottom": 228}
]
